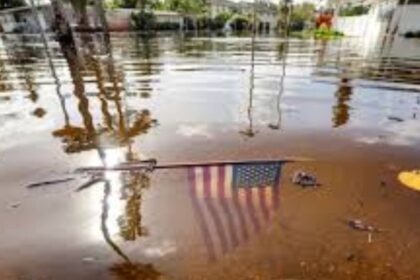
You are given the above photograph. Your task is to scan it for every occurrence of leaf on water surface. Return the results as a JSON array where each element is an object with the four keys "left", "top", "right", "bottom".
[{"left": 398, "top": 170, "right": 420, "bottom": 191}]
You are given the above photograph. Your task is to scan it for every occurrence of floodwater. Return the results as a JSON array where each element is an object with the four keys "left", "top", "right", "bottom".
[{"left": 1, "top": 33, "right": 420, "bottom": 279}]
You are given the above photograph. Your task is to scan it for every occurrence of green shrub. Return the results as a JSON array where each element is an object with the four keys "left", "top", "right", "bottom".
[
  {"left": 212, "top": 12, "right": 232, "bottom": 29},
  {"left": 155, "top": 21, "right": 180, "bottom": 30},
  {"left": 314, "top": 27, "right": 344, "bottom": 39},
  {"left": 229, "top": 14, "right": 250, "bottom": 31},
  {"left": 197, "top": 14, "right": 211, "bottom": 29},
  {"left": 339, "top": 5, "right": 370, "bottom": 17}
]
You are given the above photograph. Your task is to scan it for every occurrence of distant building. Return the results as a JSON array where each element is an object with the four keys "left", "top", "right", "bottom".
[
  {"left": 208, "top": 0, "right": 278, "bottom": 30},
  {"left": 208, "top": 0, "right": 237, "bottom": 18},
  {"left": 236, "top": 1, "right": 278, "bottom": 31},
  {"left": 106, "top": 9, "right": 183, "bottom": 31},
  {"left": 0, "top": 0, "right": 278, "bottom": 32},
  {"left": 0, "top": 4, "right": 52, "bottom": 33},
  {"left": 154, "top": 11, "right": 184, "bottom": 27}
]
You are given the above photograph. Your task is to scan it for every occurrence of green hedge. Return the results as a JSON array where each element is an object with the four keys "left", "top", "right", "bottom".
[{"left": 339, "top": 5, "right": 370, "bottom": 17}]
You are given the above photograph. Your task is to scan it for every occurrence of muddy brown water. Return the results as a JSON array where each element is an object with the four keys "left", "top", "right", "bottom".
[{"left": 1, "top": 33, "right": 420, "bottom": 279}]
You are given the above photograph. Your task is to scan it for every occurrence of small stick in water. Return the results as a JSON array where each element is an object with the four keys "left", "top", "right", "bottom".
[
  {"left": 76, "top": 177, "right": 104, "bottom": 192},
  {"left": 26, "top": 178, "right": 75, "bottom": 189}
]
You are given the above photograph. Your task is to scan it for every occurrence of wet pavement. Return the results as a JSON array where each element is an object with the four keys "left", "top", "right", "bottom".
[{"left": 1, "top": 33, "right": 420, "bottom": 279}]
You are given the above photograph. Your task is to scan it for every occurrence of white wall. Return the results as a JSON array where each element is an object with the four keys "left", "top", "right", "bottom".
[
  {"left": 257, "top": 13, "right": 277, "bottom": 30},
  {"left": 390, "top": 5, "right": 420, "bottom": 35},
  {"left": 334, "top": 2, "right": 395, "bottom": 56},
  {"left": 335, "top": 14, "right": 370, "bottom": 37}
]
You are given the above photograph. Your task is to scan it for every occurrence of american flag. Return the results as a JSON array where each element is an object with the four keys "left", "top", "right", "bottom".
[{"left": 187, "top": 161, "right": 284, "bottom": 261}]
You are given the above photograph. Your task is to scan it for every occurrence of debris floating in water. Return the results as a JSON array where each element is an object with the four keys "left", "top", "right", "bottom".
[
  {"left": 75, "top": 177, "right": 104, "bottom": 192},
  {"left": 347, "top": 219, "right": 379, "bottom": 232},
  {"left": 82, "top": 257, "right": 97, "bottom": 263},
  {"left": 292, "top": 171, "right": 318, "bottom": 187},
  {"left": 388, "top": 116, "right": 404, "bottom": 122},
  {"left": 9, "top": 202, "right": 21, "bottom": 209},
  {"left": 26, "top": 177, "right": 75, "bottom": 189}
]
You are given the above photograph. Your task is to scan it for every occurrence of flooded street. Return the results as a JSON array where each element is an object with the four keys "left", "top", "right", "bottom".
[{"left": 1, "top": 33, "right": 420, "bottom": 279}]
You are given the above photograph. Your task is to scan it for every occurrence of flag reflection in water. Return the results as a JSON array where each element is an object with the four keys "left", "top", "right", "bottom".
[{"left": 187, "top": 161, "right": 283, "bottom": 261}]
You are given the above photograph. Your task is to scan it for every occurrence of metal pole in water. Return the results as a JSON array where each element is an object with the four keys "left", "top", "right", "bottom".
[{"left": 75, "top": 158, "right": 313, "bottom": 173}]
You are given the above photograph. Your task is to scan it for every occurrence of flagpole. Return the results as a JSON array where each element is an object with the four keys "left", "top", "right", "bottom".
[{"left": 75, "top": 157, "right": 314, "bottom": 173}]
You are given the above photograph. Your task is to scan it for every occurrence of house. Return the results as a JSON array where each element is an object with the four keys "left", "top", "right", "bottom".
[
  {"left": 0, "top": 4, "right": 52, "bottom": 33},
  {"left": 106, "top": 9, "right": 183, "bottom": 31},
  {"left": 154, "top": 11, "right": 183, "bottom": 27},
  {"left": 208, "top": 0, "right": 278, "bottom": 30},
  {"left": 208, "top": 0, "right": 237, "bottom": 18}
]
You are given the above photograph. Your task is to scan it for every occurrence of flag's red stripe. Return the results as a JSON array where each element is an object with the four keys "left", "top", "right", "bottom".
[
  {"left": 258, "top": 187, "right": 270, "bottom": 222},
  {"left": 217, "top": 166, "right": 239, "bottom": 248},
  {"left": 232, "top": 189, "right": 249, "bottom": 241},
  {"left": 245, "top": 188, "right": 261, "bottom": 233},
  {"left": 188, "top": 168, "right": 216, "bottom": 262},
  {"left": 203, "top": 167, "right": 229, "bottom": 254}
]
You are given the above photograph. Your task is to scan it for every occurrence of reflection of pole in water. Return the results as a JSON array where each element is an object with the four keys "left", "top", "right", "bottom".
[
  {"left": 28, "top": 0, "right": 70, "bottom": 124},
  {"left": 27, "top": 5, "right": 70, "bottom": 126},
  {"left": 240, "top": 6, "right": 257, "bottom": 138},
  {"left": 99, "top": 167, "right": 159, "bottom": 279},
  {"left": 101, "top": 181, "right": 132, "bottom": 263},
  {"left": 269, "top": 41, "right": 288, "bottom": 130}
]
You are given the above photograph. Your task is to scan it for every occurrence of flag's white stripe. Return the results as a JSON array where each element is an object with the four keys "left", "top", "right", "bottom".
[
  {"left": 265, "top": 187, "right": 275, "bottom": 220},
  {"left": 209, "top": 165, "right": 233, "bottom": 251},
  {"left": 252, "top": 187, "right": 264, "bottom": 228},
  {"left": 223, "top": 166, "right": 243, "bottom": 246},
  {"left": 211, "top": 165, "right": 240, "bottom": 249},
  {"left": 224, "top": 165, "right": 233, "bottom": 198},
  {"left": 201, "top": 166, "right": 231, "bottom": 257},
  {"left": 236, "top": 189, "right": 253, "bottom": 238},
  {"left": 194, "top": 167, "right": 222, "bottom": 258},
  {"left": 195, "top": 167, "right": 204, "bottom": 199},
  {"left": 210, "top": 166, "right": 218, "bottom": 199},
  {"left": 192, "top": 165, "right": 280, "bottom": 260}
]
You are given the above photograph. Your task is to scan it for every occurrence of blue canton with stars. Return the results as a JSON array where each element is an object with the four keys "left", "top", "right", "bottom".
[{"left": 232, "top": 162, "right": 282, "bottom": 189}]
